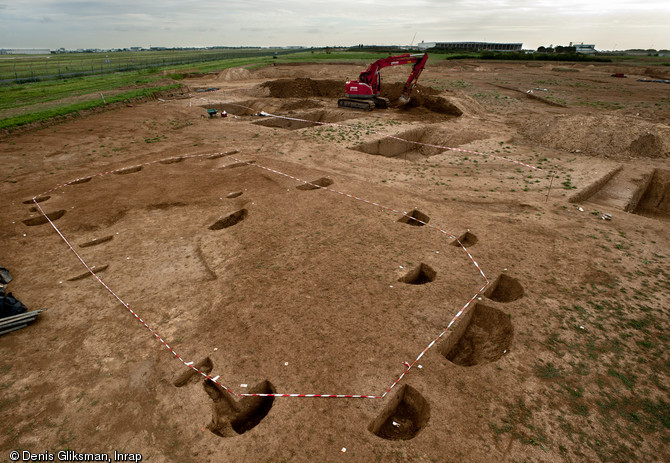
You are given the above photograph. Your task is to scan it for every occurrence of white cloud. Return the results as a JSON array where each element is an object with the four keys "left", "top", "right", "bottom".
[{"left": 0, "top": 0, "right": 668, "bottom": 49}]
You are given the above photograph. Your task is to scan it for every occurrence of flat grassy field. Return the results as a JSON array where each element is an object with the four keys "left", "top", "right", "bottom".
[
  {"left": 0, "top": 49, "right": 290, "bottom": 82},
  {"left": 0, "top": 50, "right": 394, "bottom": 131}
]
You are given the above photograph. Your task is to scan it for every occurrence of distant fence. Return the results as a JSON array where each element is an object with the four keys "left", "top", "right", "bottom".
[{"left": 0, "top": 49, "right": 297, "bottom": 85}]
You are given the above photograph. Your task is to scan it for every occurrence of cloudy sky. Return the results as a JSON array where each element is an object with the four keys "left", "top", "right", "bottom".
[{"left": 1, "top": 1, "right": 668, "bottom": 51}]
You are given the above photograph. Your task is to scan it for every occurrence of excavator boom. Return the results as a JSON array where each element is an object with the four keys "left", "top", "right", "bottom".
[
  {"left": 399, "top": 53, "right": 428, "bottom": 104},
  {"left": 338, "top": 53, "right": 428, "bottom": 110}
]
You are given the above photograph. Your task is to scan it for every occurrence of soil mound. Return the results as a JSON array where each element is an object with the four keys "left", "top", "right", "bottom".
[
  {"left": 256, "top": 79, "right": 464, "bottom": 117},
  {"left": 218, "top": 67, "right": 253, "bottom": 81},
  {"left": 420, "top": 95, "right": 463, "bottom": 116},
  {"left": 260, "top": 78, "right": 343, "bottom": 98},
  {"left": 382, "top": 83, "right": 463, "bottom": 116},
  {"left": 643, "top": 67, "right": 670, "bottom": 80},
  {"left": 380, "top": 82, "right": 440, "bottom": 99},
  {"left": 629, "top": 133, "right": 665, "bottom": 158}
]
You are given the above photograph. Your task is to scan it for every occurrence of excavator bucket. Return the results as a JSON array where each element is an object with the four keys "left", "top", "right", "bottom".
[{"left": 398, "top": 94, "right": 410, "bottom": 105}]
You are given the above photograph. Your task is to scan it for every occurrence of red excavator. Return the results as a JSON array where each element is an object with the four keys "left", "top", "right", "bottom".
[{"left": 338, "top": 53, "right": 428, "bottom": 111}]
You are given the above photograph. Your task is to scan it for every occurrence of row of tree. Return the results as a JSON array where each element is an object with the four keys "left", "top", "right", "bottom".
[{"left": 537, "top": 46, "right": 576, "bottom": 54}]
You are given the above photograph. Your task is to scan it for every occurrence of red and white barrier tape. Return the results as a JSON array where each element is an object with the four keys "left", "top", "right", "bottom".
[
  {"left": 30, "top": 153, "right": 493, "bottom": 399},
  {"left": 29, "top": 100, "right": 550, "bottom": 399}
]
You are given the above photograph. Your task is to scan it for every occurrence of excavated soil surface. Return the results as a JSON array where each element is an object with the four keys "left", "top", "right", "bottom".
[
  {"left": 254, "top": 109, "right": 357, "bottom": 130},
  {"left": 1, "top": 60, "right": 669, "bottom": 463},
  {"left": 352, "top": 126, "right": 483, "bottom": 160},
  {"left": 261, "top": 78, "right": 343, "bottom": 99},
  {"left": 443, "top": 302, "right": 514, "bottom": 366},
  {"left": 369, "top": 385, "right": 430, "bottom": 441},
  {"left": 633, "top": 168, "right": 670, "bottom": 221}
]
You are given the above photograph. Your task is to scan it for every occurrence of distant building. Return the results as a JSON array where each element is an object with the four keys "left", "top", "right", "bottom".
[
  {"left": 434, "top": 42, "right": 523, "bottom": 52},
  {"left": 623, "top": 49, "right": 655, "bottom": 56},
  {"left": 0, "top": 48, "right": 51, "bottom": 55},
  {"left": 417, "top": 41, "right": 437, "bottom": 50},
  {"left": 570, "top": 42, "right": 596, "bottom": 54}
]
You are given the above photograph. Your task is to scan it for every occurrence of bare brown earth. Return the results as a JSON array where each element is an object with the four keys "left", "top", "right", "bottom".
[{"left": 1, "top": 60, "right": 669, "bottom": 462}]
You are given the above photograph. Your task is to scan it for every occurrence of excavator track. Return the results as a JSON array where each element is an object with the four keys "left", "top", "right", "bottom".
[
  {"left": 338, "top": 98, "right": 374, "bottom": 111},
  {"left": 373, "top": 96, "right": 389, "bottom": 109}
]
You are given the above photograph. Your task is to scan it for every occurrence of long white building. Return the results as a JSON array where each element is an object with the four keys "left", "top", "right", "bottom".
[
  {"left": 0, "top": 48, "right": 51, "bottom": 55},
  {"left": 432, "top": 42, "right": 523, "bottom": 51}
]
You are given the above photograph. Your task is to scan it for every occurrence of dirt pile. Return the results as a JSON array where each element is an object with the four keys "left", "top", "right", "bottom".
[
  {"left": 420, "top": 95, "right": 463, "bottom": 116},
  {"left": 643, "top": 66, "right": 670, "bottom": 80},
  {"left": 381, "top": 83, "right": 463, "bottom": 116},
  {"left": 254, "top": 78, "right": 465, "bottom": 117},
  {"left": 629, "top": 132, "right": 666, "bottom": 157},
  {"left": 217, "top": 67, "right": 253, "bottom": 81},
  {"left": 260, "top": 78, "right": 343, "bottom": 98},
  {"left": 380, "top": 82, "right": 440, "bottom": 99}
]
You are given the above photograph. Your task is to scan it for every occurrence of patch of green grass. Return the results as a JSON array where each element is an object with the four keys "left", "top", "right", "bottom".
[
  {"left": 490, "top": 397, "right": 549, "bottom": 448},
  {"left": 448, "top": 79, "right": 472, "bottom": 88},
  {"left": 607, "top": 368, "right": 637, "bottom": 389},
  {"left": 0, "top": 48, "right": 292, "bottom": 83},
  {"left": 0, "top": 84, "right": 181, "bottom": 130},
  {"left": 533, "top": 361, "right": 564, "bottom": 379},
  {"left": 0, "top": 72, "right": 166, "bottom": 111},
  {"left": 506, "top": 245, "right": 669, "bottom": 461}
]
